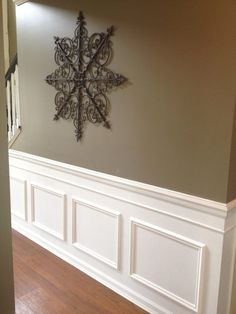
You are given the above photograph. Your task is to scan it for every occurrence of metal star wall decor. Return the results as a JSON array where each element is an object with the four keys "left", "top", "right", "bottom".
[{"left": 46, "top": 11, "right": 127, "bottom": 141}]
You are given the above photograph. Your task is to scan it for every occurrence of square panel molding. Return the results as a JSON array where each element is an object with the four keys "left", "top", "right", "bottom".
[
  {"left": 130, "top": 218, "right": 206, "bottom": 313},
  {"left": 72, "top": 198, "right": 120, "bottom": 269},
  {"left": 31, "top": 183, "right": 66, "bottom": 241},
  {"left": 10, "top": 176, "right": 27, "bottom": 220}
]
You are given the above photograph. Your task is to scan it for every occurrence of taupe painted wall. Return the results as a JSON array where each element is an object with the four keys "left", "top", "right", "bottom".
[
  {"left": 0, "top": 3, "right": 15, "bottom": 314},
  {"left": 7, "top": 0, "right": 17, "bottom": 63},
  {"left": 13, "top": 0, "right": 236, "bottom": 202},
  {"left": 227, "top": 101, "right": 236, "bottom": 203}
]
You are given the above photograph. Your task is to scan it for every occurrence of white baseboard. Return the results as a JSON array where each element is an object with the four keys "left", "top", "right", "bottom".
[{"left": 9, "top": 149, "right": 236, "bottom": 314}]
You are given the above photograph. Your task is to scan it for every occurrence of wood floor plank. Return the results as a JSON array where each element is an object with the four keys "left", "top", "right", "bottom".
[{"left": 12, "top": 230, "right": 147, "bottom": 314}]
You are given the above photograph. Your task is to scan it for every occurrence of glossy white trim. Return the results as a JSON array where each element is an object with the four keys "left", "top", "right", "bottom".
[
  {"left": 9, "top": 149, "right": 228, "bottom": 216},
  {"left": 9, "top": 149, "right": 236, "bottom": 235}
]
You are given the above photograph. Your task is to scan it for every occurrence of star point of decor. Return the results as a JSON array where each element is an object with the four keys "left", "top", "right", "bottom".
[{"left": 46, "top": 11, "right": 127, "bottom": 141}]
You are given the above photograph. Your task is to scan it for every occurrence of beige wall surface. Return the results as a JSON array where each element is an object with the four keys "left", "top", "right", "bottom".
[
  {"left": 227, "top": 101, "right": 236, "bottom": 202},
  {"left": 8, "top": 0, "right": 17, "bottom": 63},
  {"left": 0, "top": 3, "right": 15, "bottom": 314},
  {"left": 13, "top": 0, "right": 236, "bottom": 202}
]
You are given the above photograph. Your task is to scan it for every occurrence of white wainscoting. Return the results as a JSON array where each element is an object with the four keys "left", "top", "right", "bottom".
[
  {"left": 10, "top": 176, "right": 27, "bottom": 220},
  {"left": 9, "top": 150, "right": 236, "bottom": 314}
]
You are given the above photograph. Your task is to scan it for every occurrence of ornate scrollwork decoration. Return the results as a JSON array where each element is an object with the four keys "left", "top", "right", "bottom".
[{"left": 46, "top": 11, "right": 127, "bottom": 141}]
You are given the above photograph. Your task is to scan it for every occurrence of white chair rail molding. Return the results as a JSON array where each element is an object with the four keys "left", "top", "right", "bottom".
[{"left": 9, "top": 149, "right": 236, "bottom": 314}]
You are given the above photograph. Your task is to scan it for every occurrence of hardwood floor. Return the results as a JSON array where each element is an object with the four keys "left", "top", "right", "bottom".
[{"left": 12, "top": 230, "right": 147, "bottom": 314}]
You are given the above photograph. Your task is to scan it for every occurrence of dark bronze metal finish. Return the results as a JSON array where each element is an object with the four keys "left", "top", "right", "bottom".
[{"left": 46, "top": 11, "right": 127, "bottom": 141}]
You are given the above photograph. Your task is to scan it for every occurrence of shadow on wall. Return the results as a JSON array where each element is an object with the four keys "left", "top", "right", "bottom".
[{"left": 227, "top": 98, "right": 236, "bottom": 202}]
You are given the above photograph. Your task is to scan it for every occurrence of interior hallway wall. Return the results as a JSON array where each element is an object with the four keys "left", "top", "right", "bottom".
[
  {"left": 227, "top": 100, "right": 236, "bottom": 202},
  {"left": 7, "top": 0, "right": 17, "bottom": 63},
  {"left": 13, "top": 0, "right": 236, "bottom": 203},
  {"left": 0, "top": 2, "right": 15, "bottom": 313}
]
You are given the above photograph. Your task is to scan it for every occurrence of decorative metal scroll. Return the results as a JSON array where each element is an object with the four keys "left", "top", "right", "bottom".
[{"left": 46, "top": 11, "right": 127, "bottom": 141}]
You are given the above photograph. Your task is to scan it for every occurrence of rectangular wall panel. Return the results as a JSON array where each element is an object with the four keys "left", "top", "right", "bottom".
[
  {"left": 72, "top": 198, "right": 120, "bottom": 269},
  {"left": 130, "top": 218, "right": 206, "bottom": 312},
  {"left": 10, "top": 176, "right": 27, "bottom": 220},
  {"left": 31, "top": 183, "right": 66, "bottom": 240}
]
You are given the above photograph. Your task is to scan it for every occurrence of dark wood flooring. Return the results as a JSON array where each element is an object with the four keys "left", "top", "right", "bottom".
[{"left": 12, "top": 230, "right": 147, "bottom": 314}]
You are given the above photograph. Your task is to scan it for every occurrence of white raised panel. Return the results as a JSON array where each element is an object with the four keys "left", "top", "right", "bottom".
[
  {"left": 72, "top": 198, "right": 120, "bottom": 269},
  {"left": 130, "top": 218, "right": 206, "bottom": 312},
  {"left": 31, "top": 183, "right": 66, "bottom": 240},
  {"left": 10, "top": 176, "right": 27, "bottom": 220}
]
